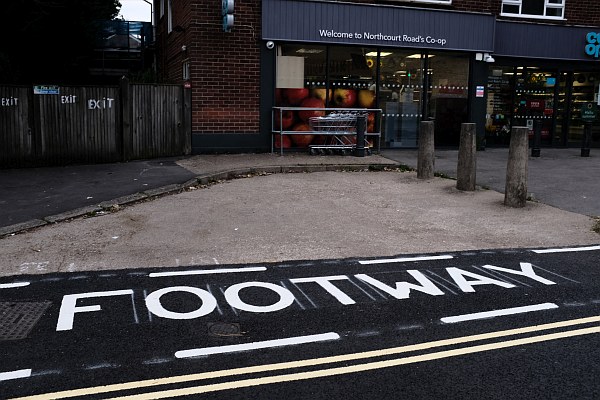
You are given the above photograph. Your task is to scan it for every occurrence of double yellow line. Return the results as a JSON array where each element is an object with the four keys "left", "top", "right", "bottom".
[{"left": 13, "top": 315, "right": 600, "bottom": 400}]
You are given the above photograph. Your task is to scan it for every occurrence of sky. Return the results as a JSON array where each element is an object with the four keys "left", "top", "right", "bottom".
[{"left": 118, "top": 0, "right": 152, "bottom": 22}]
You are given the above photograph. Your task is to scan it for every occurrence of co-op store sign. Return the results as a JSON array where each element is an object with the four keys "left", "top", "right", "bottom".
[
  {"left": 55, "top": 262, "right": 556, "bottom": 331},
  {"left": 585, "top": 32, "right": 600, "bottom": 58},
  {"left": 262, "top": 0, "right": 495, "bottom": 52},
  {"left": 319, "top": 29, "right": 448, "bottom": 46}
]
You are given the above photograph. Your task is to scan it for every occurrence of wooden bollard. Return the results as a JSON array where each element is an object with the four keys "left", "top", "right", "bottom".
[
  {"left": 456, "top": 123, "right": 476, "bottom": 191},
  {"left": 417, "top": 121, "right": 434, "bottom": 180},
  {"left": 504, "top": 126, "right": 529, "bottom": 208}
]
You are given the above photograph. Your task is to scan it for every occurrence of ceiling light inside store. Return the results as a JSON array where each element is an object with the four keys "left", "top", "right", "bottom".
[
  {"left": 365, "top": 52, "right": 392, "bottom": 57},
  {"left": 295, "top": 48, "right": 323, "bottom": 54},
  {"left": 406, "top": 54, "right": 435, "bottom": 58}
]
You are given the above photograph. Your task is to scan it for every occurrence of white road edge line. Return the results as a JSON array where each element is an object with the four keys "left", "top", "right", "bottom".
[
  {"left": 175, "top": 332, "right": 341, "bottom": 358},
  {"left": 0, "top": 369, "right": 32, "bottom": 382},
  {"left": 532, "top": 245, "right": 600, "bottom": 254},
  {"left": 149, "top": 267, "right": 267, "bottom": 278},
  {"left": 359, "top": 255, "right": 453, "bottom": 265},
  {"left": 0, "top": 282, "right": 31, "bottom": 289},
  {"left": 441, "top": 303, "right": 559, "bottom": 324}
]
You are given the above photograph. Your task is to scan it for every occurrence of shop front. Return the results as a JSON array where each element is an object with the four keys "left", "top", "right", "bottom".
[
  {"left": 485, "top": 21, "right": 600, "bottom": 148},
  {"left": 261, "top": 0, "right": 495, "bottom": 150}
]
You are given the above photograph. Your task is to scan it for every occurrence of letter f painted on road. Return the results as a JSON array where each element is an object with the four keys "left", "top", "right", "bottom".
[{"left": 56, "top": 289, "right": 134, "bottom": 331}]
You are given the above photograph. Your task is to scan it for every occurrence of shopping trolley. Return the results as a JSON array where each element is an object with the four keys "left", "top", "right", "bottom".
[{"left": 308, "top": 111, "right": 371, "bottom": 156}]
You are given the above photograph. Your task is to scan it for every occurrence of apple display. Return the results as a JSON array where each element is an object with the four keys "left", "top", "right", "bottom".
[
  {"left": 274, "top": 109, "right": 294, "bottom": 130},
  {"left": 333, "top": 89, "right": 357, "bottom": 108},
  {"left": 274, "top": 134, "right": 292, "bottom": 148},
  {"left": 358, "top": 89, "right": 376, "bottom": 108},
  {"left": 367, "top": 112, "right": 375, "bottom": 133},
  {"left": 311, "top": 88, "right": 333, "bottom": 103},
  {"left": 298, "top": 97, "right": 325, "bottom": 122},
  {"left": 283, "top": 88, "right": 309, "bottom": 105},
  {"left": 291, "top": 123, "right": 315, "bottom": 147}
]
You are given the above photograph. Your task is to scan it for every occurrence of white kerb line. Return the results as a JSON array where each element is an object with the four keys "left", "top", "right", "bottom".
[
  {"left": 0, "top": 282, "right": 30, "bottom": 289},
  {"left": 149, "top": 266, "right": 267, "bottom": 278},
  {"left": 532, "top": 245, "right": 600, "bottom": 254},
  {"left": 175, "top": 332, "right": 340, "bottom": 358},
  {"left": 441, "top": 303, "right": 559, "bottom": 324},
  {"left": 359, "top": 255, "right": 453, "bottom": 265},
  {"left": 0, "top": 369, "right": 32, "bottom": 382}
]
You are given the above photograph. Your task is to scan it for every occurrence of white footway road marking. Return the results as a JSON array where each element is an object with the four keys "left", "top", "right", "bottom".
[
  {"left": 149, "top": 266, "right": 267, "bottom": 278},
  {"left": 532, "top": 245, "right": 600, "bottom": 254},
  {"left": 359, "top": 255, "right": 453, "bottom": 265},
  {"left": 441, "top": 303, "right": 559, "bottom": 324},
  {"left": 0, "top": 369, "right": 32, "bottom": 382},
  {"left": 175, "top": 332, "right": 341, "bottom": 358}
]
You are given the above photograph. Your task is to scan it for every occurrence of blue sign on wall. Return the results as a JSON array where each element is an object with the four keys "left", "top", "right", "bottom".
[{"left": 585, "top": 32, "right": 600, "bottom": 58}]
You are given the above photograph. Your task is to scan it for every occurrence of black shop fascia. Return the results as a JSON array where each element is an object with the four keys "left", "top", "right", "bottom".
[{"left": 260, "top": 0, "right": 496, "bottom": 148}]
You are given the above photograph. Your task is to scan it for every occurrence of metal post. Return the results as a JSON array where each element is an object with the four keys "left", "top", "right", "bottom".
[
  {"left": 355, "top": 114, "right": 366, "bottom": 157},
  {"left": 457, "top": 123, "right": 476, "bottom": 191},
  {"left": 531, "top": 119, "right": 542, "bottom": 157},
  {"left": 504, "top": 126, "right": 529, "bottom": 208},
  {"left": 581, "top": 121, "right": 592, "bottom": 157},
  {"left": 417, "top": 121, "right": 435, "bottom": 179}
]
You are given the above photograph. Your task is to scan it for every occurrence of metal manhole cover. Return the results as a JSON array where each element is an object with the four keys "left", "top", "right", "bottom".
[
  {"left": 207, "top": 322, "right": 243, "bottom": 337},
  {"left": 0, "top": 302, "right": 52, "bottom": 340}
]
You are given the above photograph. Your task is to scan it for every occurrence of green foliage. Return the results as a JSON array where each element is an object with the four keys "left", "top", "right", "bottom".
[{"left": 0, "top": 0, "right": 121, "bottom": 84}]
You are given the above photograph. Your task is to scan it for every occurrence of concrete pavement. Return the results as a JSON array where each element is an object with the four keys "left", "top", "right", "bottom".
[
  {"left": 0, "top": 149, "right": 598, "bottom": 277},
  {"left": 382, "top": 148, "right": 600, "bottom": 216}
]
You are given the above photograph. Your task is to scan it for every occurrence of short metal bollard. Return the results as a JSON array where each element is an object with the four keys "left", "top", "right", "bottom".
[
  {"left": 531, "top": 120, "right": 542, "bottom": 158},
  {"left": 354, "top": 114, "right": 366, "bottom": 157},
  {"left": 581, "top": 122, "right": 592, "bottom": 157}
]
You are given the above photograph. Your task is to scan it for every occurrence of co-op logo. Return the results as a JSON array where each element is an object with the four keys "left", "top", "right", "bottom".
[{"left": 585, "top": 32, "right": 600, "bottom": 58}]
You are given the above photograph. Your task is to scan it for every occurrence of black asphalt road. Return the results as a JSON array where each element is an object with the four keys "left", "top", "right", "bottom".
[{"left": 1, "top": 245, "right": 600, "bottom": 399}]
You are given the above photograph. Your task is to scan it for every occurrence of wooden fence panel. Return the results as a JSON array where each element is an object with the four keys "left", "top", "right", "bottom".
[
  {"left": 0, "top": 87, "right": 33, "bottom": 167},
  {"left": 0, "top": 83, "right": 188, "bottom": 168},
  {"left": 130, "top": 84, "right": 183, "bottom": 159},
  {"left": 34, "top": 86, "right": 120, "bottom": 165}
]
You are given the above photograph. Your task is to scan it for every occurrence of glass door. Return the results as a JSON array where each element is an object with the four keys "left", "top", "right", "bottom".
[
  {"left": 567, "top": 72, "right": 600, "bottom": 147},
  {"left": 513, "top": 67, "right": 557, "bottom": 146},
  {"left": 426, "top": 52, "right": 470, "bottom": 146},
  {"left": 486, "top": 66, "right": 515, "bottom": 146},
  {"left": 379, "top": 51, "right": 424, "bottom": 148}
]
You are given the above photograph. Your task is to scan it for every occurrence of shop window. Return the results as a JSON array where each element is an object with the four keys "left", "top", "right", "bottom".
[
  {"left": 274, "top": 45, "right": 378, "bottom": 149},
  {"left": 327, "top": 46, "right": 377, "bottom": 108},
  {"left": 501, "top": 0, "right": 565, "bottom": 19},
  {"left": 513, "top": 68, "right": 557, "bottom": 145},
  {"left": 567, "top": 72, "right": 600, "bottom": 146},
  {"left": 427, "top": 52, "right": 469, "bottom": 146},
  {"left": 274, "top": 45, "right": 327, "bottom": 148},
  {"left": 486, "top": 67, "right": 515, "bottom": 146}
]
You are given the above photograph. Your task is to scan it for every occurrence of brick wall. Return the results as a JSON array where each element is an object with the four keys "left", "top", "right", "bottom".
[
  {"left": 157, "top": 0, "right": 261, "bottom": 134},
  {"left": 564, "top": 0, "right": 600, "bottom": 25}
]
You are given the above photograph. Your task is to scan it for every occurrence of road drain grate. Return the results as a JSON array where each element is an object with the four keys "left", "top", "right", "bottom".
[{"left": 0, "top": 302, "right": 52, "bottom": 340}]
